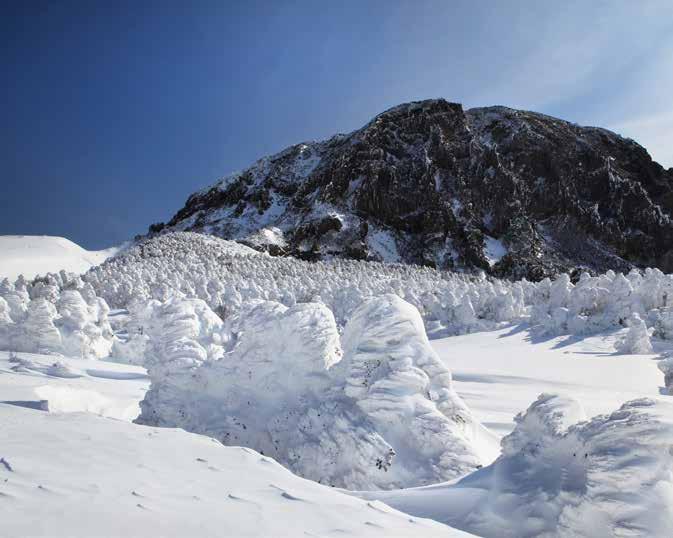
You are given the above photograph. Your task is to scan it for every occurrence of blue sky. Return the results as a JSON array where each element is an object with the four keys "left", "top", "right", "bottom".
[{"left": 2, "top": 0, "right": 672, "bottom": 249}]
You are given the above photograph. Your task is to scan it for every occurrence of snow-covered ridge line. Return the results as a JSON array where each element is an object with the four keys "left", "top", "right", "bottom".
[{"left": 0, "top": 235, "right": 120, "bottom": 281}]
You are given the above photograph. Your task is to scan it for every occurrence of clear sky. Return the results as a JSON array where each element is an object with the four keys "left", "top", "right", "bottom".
[{"left": 2, "top": 0, "right": 672, "bottom": 249}]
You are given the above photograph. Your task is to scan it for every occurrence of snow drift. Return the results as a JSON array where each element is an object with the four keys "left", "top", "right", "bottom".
[
  {"left": 137, "top": 294, "right": 495, "bottom": 490},
  {"left": 358, "top": 394, "right": 673, "bottom": 537},
  {"left": 0, "top": 402, "right": 472, "bottom": 538}
]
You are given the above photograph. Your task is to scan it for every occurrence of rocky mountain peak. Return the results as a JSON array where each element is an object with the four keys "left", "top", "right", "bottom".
[{"left": 149, "top": 98, "right": 673, "bottom": 280}]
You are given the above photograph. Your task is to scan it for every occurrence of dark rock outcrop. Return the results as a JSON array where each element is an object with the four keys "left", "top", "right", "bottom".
[{"left": 153, "top": 99, "right": 673, "bottom": 280}]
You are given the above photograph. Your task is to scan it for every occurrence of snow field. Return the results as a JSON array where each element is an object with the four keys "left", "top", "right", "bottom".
[
  {"left": 3, "top": 231, "right": 673, "bottom": 536},
  {"left": 0, "top": 403, "right": 472, "bottom": 538}
]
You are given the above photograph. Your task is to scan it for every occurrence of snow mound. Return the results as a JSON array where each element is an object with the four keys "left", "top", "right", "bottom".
[
  {"left": 0, "top": 404, "right": 473, "bottom": 538},
  {"left": 0, "top": 235, "right": 118, "bottom": 281},
  {"left": 137, "top": 295, "right": 494, "bottom": 490},
  {"left": 0, "top": 350, "right": 149, "bottom": 421},
  {"left": 358, "top": 394, "right": 673, "bottom": 537}
]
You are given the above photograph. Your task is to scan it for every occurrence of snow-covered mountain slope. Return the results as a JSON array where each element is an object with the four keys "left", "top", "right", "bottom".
[
  {"left": 0, "top": 235, "right": 119, "bottom": 281},
  {"left": 151, "top": 99, "right": 673, "bottom": 279},
  {"left": 0, "top": 356, "right": 471, "bottom": 538}
]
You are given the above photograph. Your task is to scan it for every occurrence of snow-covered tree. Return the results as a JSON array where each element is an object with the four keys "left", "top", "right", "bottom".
[{"left": 616, "top": 313, "right": 653, "bottom": 354}]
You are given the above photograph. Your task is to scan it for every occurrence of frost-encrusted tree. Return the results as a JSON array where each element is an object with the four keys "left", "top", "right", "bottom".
[
  {"left": 339, "top": 294, "right": 494, "bottom": 485},
  {"left": 658, "top": 356, "right": 673, "bottom": 395},
  {"left": 23, "top": 298, "right": 62, "bottom": 354},
  {"left": 55, "top": 289, "right": 112, "bottom": 359},
  {"left": 616, "top": 312, "right": 653, "bottom": 354},
  {"left": 0, "top": 297, "right": 15, "bottom": 351},
  {"left": 455, "top": 395, "right": 673, "bottom": 538},
  {"left": 136, "top": 297, "right": 225, "bottom": 398},
  {"left": 0, "top": 285, "right": 29, "bottom": 324},
  {"left": 652, "top": 309, "right": 673, "bottom": 341},
  {"left": 137, "top": 294, "right": 495, "bottom": 490}
]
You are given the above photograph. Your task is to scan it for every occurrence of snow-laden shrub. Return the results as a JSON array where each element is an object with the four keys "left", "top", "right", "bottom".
[
  {"left": 140, "top": 296, "right": 227, "bottom": 379},
  {"left": 0, "top": 281, "right": 29, "bottom": 323},
  {"left": 0, "top": 280, "right": 114, "bottom": 358},
  {"left": 111, "top": 299, "right": 158, "bottom": 364},
  {"left": 0, "top": 296, "right": 14, "bottom": 349},
  {"left": 138, "top": 294, "right": 494, "bottom": 490},
  {"left": 22, "top": 298, "right": 62, "bottom": 354},
  {"left": 4, "top": 232, "right": 673, "bottom": 355},
  {"left": 658, "top": 356, "right": 673, "bottom": 395},
  {"left": 652, "top": 308, "right": 673, "bottom": 341},
  {"left": 339, "top": 295, "right": 495, "bottom": 484},
  {"left": 453, "top": 394, "right": 673, "bottom": 537},
  {"left": 54, "top": 290, "right": 113, "bottom": 358},
  {"left": 615, "top": 313, "right": 653, "bottom": 354}
]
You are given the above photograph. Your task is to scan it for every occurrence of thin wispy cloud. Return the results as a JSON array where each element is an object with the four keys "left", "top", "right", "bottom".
[{"left": 469, "top": 1, "right": 673, "bottom": 167}]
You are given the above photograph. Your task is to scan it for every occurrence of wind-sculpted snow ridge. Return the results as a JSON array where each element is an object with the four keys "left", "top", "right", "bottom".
[
  {"left": 358, "top": 394, "right": 673, "bottom": 537},
  {"left": 137, "top": 294, "right": 497, "bottom": 490},
  {"left": 0, "top": 272, "right": 113, "bottom": 359}
]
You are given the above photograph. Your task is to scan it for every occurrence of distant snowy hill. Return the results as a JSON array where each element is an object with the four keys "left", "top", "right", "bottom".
[
  {"left": 151, "top": 99, "right": 673, "bottom": 280},
  {"left": 0, "top": 235, "right": 119, "bottom": 280}
]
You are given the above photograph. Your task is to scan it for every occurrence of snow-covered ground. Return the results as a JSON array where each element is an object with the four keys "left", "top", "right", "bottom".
[
  {"left": 439, "top": 325, "right": 666, "bottom": 437},
  {"left": 352, "top": 329, "right": 673, "bottom": 537},
  {"left": 2, "top": 232, "right": 673, "bottom": 536},
  {"left": 0, "top": 351, "right": 471, "bottom": 538},
  {"left": 0, "top": 351, "right": 148, "bottom": 420},
  {"left": 2, "top": 320, "right": 670, "bottom": 536},
  {"left": 0, "top": 235, "right": 120, "bottom": 281}
]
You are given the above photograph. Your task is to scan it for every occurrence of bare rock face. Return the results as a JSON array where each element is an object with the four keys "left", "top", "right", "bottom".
[{"left": 152, "top": 99, "right": 673, "bottom": 280}]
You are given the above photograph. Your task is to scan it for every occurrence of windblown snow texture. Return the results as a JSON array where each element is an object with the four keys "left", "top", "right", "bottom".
[{"left": 358, "top": 394, "right": 673, "bottom": 537}]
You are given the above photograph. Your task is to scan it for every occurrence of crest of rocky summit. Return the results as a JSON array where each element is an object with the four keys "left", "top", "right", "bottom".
[{"left": 150, "top": 99, "right": 673, "bottom": 280}]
